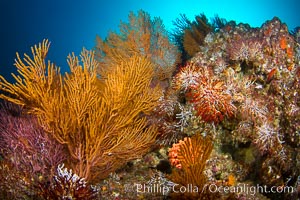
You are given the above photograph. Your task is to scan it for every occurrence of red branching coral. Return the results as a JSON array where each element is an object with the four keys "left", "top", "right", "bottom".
[
  {"left": 0, "top": 102, "right": 69, "bottom": 199},
  {"left": 0, "top": 102, "right": 67, "bottom": 180}
]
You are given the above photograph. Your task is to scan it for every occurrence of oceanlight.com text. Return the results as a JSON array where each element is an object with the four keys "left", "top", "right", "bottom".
[
  {"left": 206, "top": 183, "right": 294, "bottom": 196},
  {"left": 132, "top": 183, "right": 294, "bottom": 196}
]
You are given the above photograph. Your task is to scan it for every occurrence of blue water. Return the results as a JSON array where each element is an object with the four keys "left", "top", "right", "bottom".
[{"left": 0, "top": 0, "right": 298, "bottom": 82}]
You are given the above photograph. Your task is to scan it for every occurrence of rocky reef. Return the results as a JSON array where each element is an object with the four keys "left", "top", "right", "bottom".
[{"left": 0, "top": 12, "right": 299, "bottom": 199}]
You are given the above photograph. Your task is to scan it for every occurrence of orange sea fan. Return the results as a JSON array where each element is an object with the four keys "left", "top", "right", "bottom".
[
  {"left": 167, "top": 134, "right": 214, "bottom": 199},
  {"left": 168, "top": 141, "right": 182, "bottom": 169}
]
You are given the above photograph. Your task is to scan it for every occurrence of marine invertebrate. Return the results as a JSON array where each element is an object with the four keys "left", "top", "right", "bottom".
[
  {"left": 227, "top": 37, "right": 263, "bottom": 63},
  {"left": 172, "top": 63, "right": 201, "bottom": 91},
  {"left": 168, "top": 140, "right": 182, "bottom": 169},
  {"left": 0, "top": 102, "right": 67, "bottom": 199},
  {"left": 183, "top": 14, "right": 212, "bottom": 57},
  {"left": 239, "top": 97, "right": 268, "bottom": 122},
  {"left": 168, "top": 134, "right": 213, "bottom": 179},
  {"left": 173, "top": 63, "right": 236, "bottom": 123},
  {"left": 174, "top": 104, "right": 194, "bottom": 132},
  {"left": 188, "top": 78, "right": 236, "bottom": 123},
  {"left": 0, "top": 102, "right": 66, "bottom": 180},
  {"left": 38, "top": 164, "right": 98, "bottom": 200},
  {"left": 0, "top": 40, "right": 162, "bottom": 182},
  {"left": 95, "top": 10, "right": 179, "bottom": 83},
  {"left": 168, "top": 134, "right": 215, "bottom": 199},
  {"left": 148, "top": 90, "right": 195, "bottom": 146},
  {"left": 172, "top": 13, "right": 213, "bottom": 61},
  {"left": 253, "top": 122, "right": 284, "bottom": 154}
]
